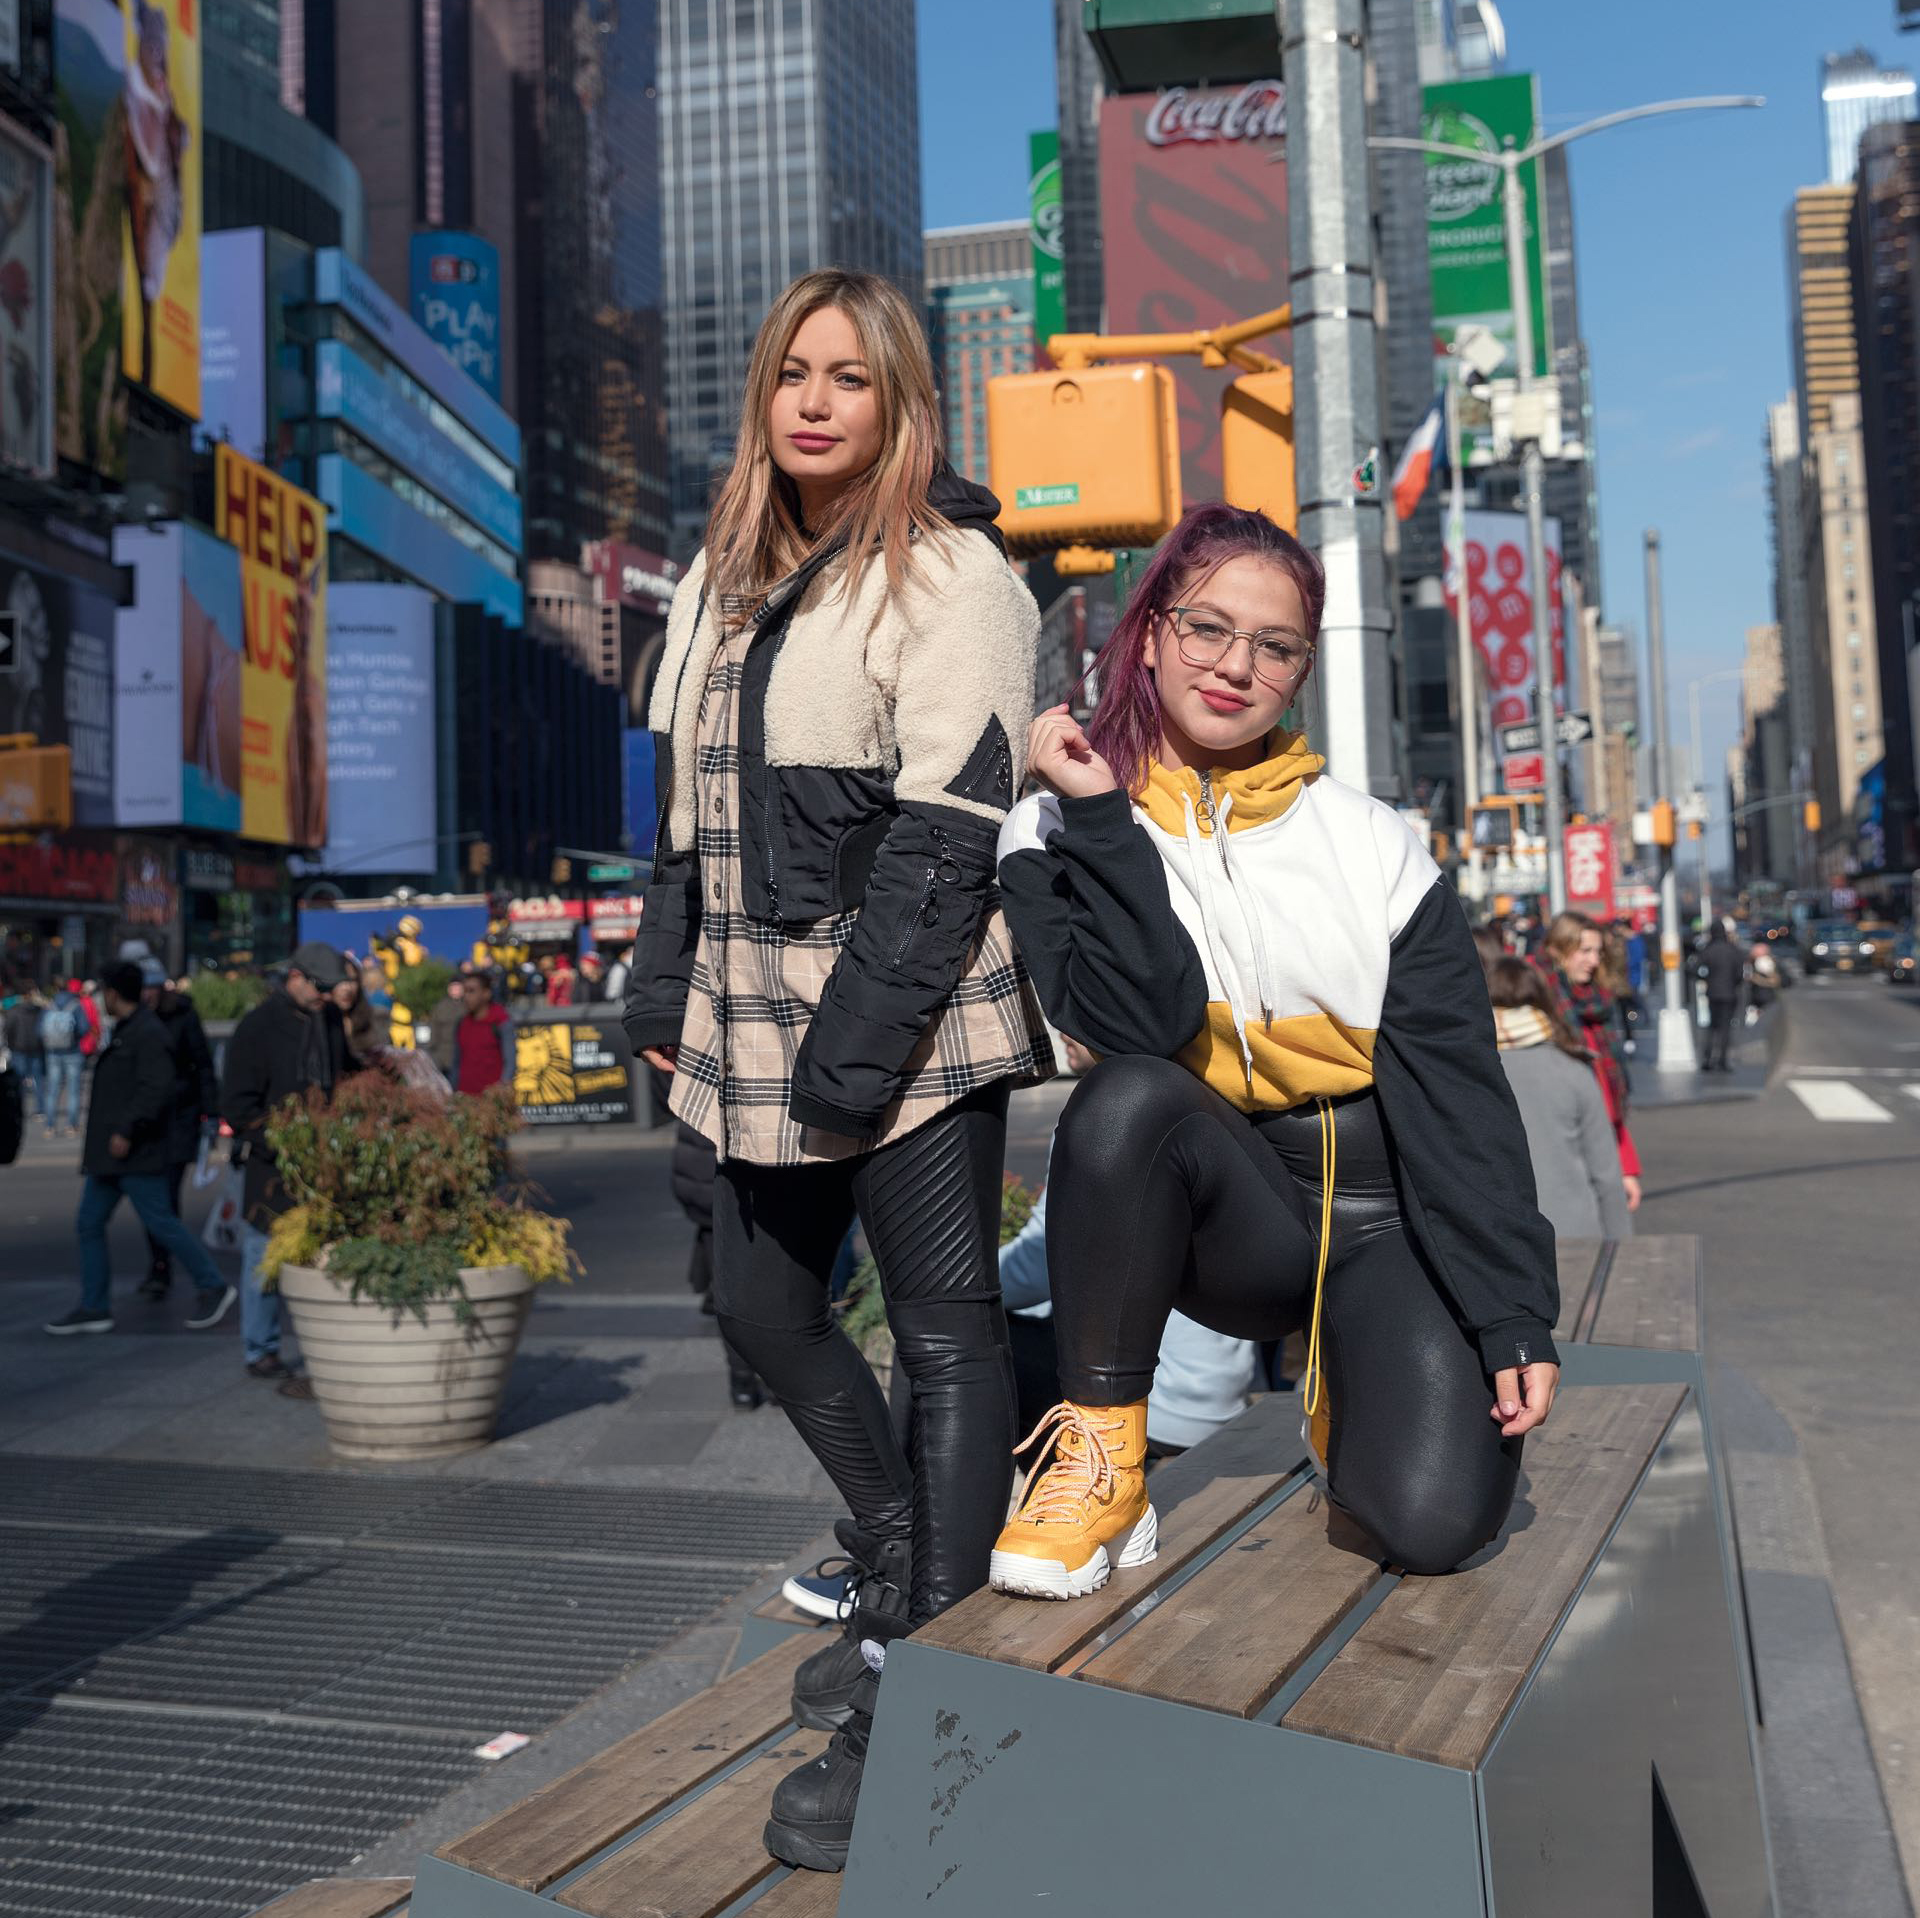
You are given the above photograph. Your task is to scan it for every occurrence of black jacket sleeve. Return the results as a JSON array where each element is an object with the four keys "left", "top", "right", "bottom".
[
  {"left": 123, "top": 1022, "right": 177, "bottom": 1142},
  {"left": 1369, "top": 880, "right": 1561, "bottom": 1375},
  {"left": 996, "top": 790, "right": 1208, "bottom": 1059},
  {"left": 622, "top": 738, "right": 703, "bottom": 1057},
  {"left": 182, "top": 1008, "right": 218, "bottom": 1119},
  {"left": 220, "top": 1006, "right": 271, "bottom": 1139}
]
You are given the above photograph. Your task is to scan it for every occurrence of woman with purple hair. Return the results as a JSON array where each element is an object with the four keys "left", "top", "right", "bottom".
[{"left": 989, "top": 502, "right": 1562, "bottom": 1597}]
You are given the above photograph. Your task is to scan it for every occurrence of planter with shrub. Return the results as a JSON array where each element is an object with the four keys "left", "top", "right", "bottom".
[{"left": 262, "top": 1074, "right": 572, "bottom": 1460}]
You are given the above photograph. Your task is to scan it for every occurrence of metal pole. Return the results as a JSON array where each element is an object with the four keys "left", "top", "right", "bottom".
[
  {"left": 1446, "top": 356, "right": 1484, "bottom": 900},
  {"left": 1689, "top": 678, "right": 1713, "bottom": 929},
  {"left": 1645, "top": 529, "right": 1695, "bottom": 1072},
  {"left": 1501, "top": 147, "right": 1564, "bottom": 913},
  {"left": 1281, "top": 0, "right": 1395, "bottom": 797}
]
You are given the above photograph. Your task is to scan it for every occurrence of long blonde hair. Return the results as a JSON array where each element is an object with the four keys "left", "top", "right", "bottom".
[{"left": 703, "top": 269, "right": 951, "bottom": 613}]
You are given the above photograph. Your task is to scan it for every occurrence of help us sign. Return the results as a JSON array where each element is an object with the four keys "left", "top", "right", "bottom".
[{"left": 410, "top": 232, "right": 502, "bottom": 400}]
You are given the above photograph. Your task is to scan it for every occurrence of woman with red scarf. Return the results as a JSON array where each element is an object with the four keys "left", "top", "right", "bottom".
[{"left": 1536, "top": 912, "right": 1640, "bottom": 1213}]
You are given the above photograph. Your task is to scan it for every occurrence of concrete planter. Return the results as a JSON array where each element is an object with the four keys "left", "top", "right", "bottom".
[{"left": 278, "top": 1261, "right": 535, "bottom": 1461}]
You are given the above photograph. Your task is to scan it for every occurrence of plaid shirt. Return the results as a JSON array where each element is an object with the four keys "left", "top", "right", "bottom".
[{"left": 670, "top": 625, "right": 1055, "bottom": 1166}]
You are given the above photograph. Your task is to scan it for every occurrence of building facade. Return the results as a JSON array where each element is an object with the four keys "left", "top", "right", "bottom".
[
  {"left": 1053, "top": 0, "right": 1106, "bottom": 333},
  {"left": 1791, "top": 184, "right": 1864, "bottom": 449},
  {"left": 1821, "top": 47, "right": 1916, "bottom": 186},
  {"left": 659, "top": 0, "right": 923, "bottom": 555},
  {"left": 925, "top": 223, "right": 1034, "bottom": 485},
  {"left": 1765, "top": 396, "right": 1818, "bottom": 870},
  {"left": 1736, "top": 623, "right": 1792, "bottom": 885}
]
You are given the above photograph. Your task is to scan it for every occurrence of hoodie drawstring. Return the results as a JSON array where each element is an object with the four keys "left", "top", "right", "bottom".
[{"left": 1301, "top": 1096, "right": 1337, "bottom": 1420}]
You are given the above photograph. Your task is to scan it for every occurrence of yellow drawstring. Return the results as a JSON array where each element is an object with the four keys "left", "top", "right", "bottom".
[{"left": 1301, "top": 1097, "right": 1337, "bottom": 1419}]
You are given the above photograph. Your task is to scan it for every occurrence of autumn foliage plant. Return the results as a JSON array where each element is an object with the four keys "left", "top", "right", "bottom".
[{"left": 261, "top": 1074, "right": 573, "bottom": 1319}]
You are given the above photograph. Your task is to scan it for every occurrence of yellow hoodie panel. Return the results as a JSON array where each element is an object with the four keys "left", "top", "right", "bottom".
[
  {"left": 1177, "top": 1004, "right": 1378, "bottom": 1113},
  {"left": 1135, "top": 733, "right": 1325, "bottom": 837}
]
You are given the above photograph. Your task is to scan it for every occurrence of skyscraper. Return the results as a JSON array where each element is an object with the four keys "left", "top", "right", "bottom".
[
  {"left": 1053, "top": 0, "right": 1105, "bottom": 334},
  {"left": 659, "top": 0, "right": 923, "bottom": 555},
  {"left": 1789, "top": 184, "right": 1863, "bottom": 450},
  {"left": 925, "top": 224, "right": 1034, "bottom": 486},
  {"left": 1821, "top": 47, "right": 1916, "bottom": 186},
  {"left": 1766, "top": 396, "right": 1818, "bottom": 877}
]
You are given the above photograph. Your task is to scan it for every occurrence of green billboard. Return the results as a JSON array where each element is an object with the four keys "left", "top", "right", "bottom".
[
  {"left": 1029, "top": 129, "right": 1066, "bottom": 353},
  {"left": 1421, "top": 72, "right": 1551, "bottom": 384}
]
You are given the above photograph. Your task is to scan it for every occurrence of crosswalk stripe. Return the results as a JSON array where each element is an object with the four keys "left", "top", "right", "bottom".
[
  {"left": 1788, "top": 1079, "right": 1894, "bottom": 1123},
  {"left": 1905, "top": 1084, "right": 1920, "bottom": 1103}
]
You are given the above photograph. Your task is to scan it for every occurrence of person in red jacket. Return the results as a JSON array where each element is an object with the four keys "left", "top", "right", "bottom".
[
  {"left": 545, "top": 952, "right": 576, "bottom": 1007},
  {"left": 451, "top": 971, "right": 515, "bottom": 1095}
]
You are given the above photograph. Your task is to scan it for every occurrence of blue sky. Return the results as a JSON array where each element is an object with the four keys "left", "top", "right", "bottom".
[{"left": 916, "top": 0, "right": 1908, "bottom": 826}]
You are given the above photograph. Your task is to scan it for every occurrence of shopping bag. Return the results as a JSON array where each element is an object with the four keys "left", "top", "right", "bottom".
[
  {"left": 201, "top": 1165, "right": 244, "bottom": 1253},
  {"left": 191, "top": 1126, "right": 222, "bottom": 1189}
]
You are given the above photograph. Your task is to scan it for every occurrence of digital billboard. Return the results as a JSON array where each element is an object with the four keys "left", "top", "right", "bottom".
[
  {"left": 319, "top": 582, "right": 438, "bottom": 876},
  {"left": 0, "top": 115, "right": 54, "bottom": 476},
  {"left": 121, "top": 0, "right": 201, "bottom": 420},
  {"left": 214, "top": 445, "right": 328, "bottom": 846},
  {"left": 1028, "top": 130, "right": 1065, "bottom": 352},
  {"left": 113, "top": 521, "right": 246, "bottom": 830},
  {"left": 1421, "top": 73, "right": 1550, "bottom": 385},
  {"left": 1099, "top": 80, "right": 1288, "bottom": 503},
  {"left": 0, "top": 541, "right": 116, "bottom": 825},
  {"left": 409, "top": 229, "right": 501, "bottom": 400},
  {"left": 53, "top": 0, "right": 128, "bottom": 476},
  {"left": 1449, "top": 508, "right": 1564, "bottom": 790},
  {"left": 198, "top": 226, "right": 265, "bottom": 458}
]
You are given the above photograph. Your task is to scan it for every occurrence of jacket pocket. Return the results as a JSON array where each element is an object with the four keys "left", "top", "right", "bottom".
[{"left": 943, "top": 715, "right": 1015, "bottom": 811}]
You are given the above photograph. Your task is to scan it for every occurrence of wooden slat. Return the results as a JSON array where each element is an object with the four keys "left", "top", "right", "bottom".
[
  {"left": 1552, "top": 1238, "right": 1605, "bottom": 1340},
  {"left": 253, "top": 1881, "right": 412, "bottom": 1918},
  {"left": 751, "top": 1868, "right": 843, "bottom": 1916},
  {"left": 1077, "top": 1485, "right": 1382, "bottom": 1716},
  {"left": 1282, "top": 1383, "right": 1687, "bottom": 1770},
  {"left": 917, "top": 1393, "right": 1305, "bottom": 1674},
  {"left": 1588, "top": 1235, "right": 1700, "bottom": 1352},
  {"left": 752, "top": 1595, "right": 830, "bottom": 1630},
  {"left": 557, "top": 1733, "right": 827, "bottom": 1918},
  {"left": 439, "top": 1635, "right": 813, "bottom": 1891}
]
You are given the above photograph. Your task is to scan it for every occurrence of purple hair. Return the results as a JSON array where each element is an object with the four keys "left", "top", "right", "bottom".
[{"left": 1082, "top": 502, "right": 1327, "bottom": 798}]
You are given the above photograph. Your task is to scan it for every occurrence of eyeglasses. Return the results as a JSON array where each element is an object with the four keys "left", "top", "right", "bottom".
[{"left": 1166, "top": 608, "right": 1313, "bottom": 689}]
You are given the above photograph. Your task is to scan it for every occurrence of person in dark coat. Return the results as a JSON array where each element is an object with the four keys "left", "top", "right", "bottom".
[
  {"left": 45, "top": 963, "right": 236, "bottom": 1337},
  {"left": 136, "top": 960, "right": 219, "bottom": 1300},
  {"left": 669, "top": 1122, "right": 765, "bottom": 1408},
  {"left": 221, "top": 942, "right": 354, "bottom": 1391},
  {"left": 1694, "top": 921, "right": 1746, "bottom": 1072}
]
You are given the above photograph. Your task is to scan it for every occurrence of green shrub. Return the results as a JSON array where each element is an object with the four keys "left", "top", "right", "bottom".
[
  {"left": 262, "top": 1073, "right": 575, "bottom": 1319},
  {"left": 187, "top": 971, "right": 271, "bottom": 1022},
  {"left": 393, "top": 959, "right": 457, "bottom": 1021}
]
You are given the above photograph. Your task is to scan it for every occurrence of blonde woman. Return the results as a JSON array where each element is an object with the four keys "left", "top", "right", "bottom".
[{"left": 622, "top": 269, "right": 1053, "bottom": 1872}]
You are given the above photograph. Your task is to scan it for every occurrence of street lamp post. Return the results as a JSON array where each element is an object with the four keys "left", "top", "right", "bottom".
[
  {"left": 1372, "top": 94, "right": 1763, "bottom": 919},
  {"left": 1645, "top": 529, "right": 1694, "bottom": 1073}
]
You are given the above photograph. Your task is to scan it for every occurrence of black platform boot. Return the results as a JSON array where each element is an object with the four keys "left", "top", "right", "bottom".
[{"left": 790, "top": 1521, "right": 910, "bottom": 1732}]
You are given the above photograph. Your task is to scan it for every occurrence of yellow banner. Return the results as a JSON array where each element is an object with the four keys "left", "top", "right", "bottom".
[
  {"left": 121, "top": 0, "right": 202, "bottom": 418},
  {"left": 214, "top": 446, "right": 328, "bottom": 846}
]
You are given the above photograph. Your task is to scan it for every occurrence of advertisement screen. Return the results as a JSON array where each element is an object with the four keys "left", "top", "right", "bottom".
[
  {"left": 120, "top": 0, "right": 200, "bottom": 419},
  {"left": 0, "top": 542, "right": 116, "bottom": 825},
  {"left": 514, "top": 1023, "right": 634, "bottom": 1126},
  {"left": 1449, "top": 508, "right": 1564, "bottom": 773},
  {"left": 1563, "top": 821, "right": 1616, "bottom": 920},
  {"left": 623, "top": 727, "right": 656, "bottom": 860},
  {"left": 53, "top": 0, "right": 127, "bottom": 476},
  {"left": 0, "top": 117, "right": 53, "bottom": 475},
  {"left": 198, "top": 227, "right": 265, "bottom": 458},
  {"left": 1099, "top": 81, "right": 1288, "bottom": 504},
  {"left": 409, "top": 229, "right": 501, "bottom": 400},
  {"left": 1422, "top": 73, "right": 1550, "bottom": 386},
  {"left": 1028, "top": 129, "right": 1065, "bottom": 351},
  {"left": 215, "top": 445, "right": 328, "bottom": 846},
  {"left": 112, "top": 521, "right": 244, "bottom": 830},
  {"left": 319, "top": 582, "right": 437, "bottom": 876}
]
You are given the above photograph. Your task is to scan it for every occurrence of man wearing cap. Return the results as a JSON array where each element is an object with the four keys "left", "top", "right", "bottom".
[
  {"left": 45, "top": 962, "right": 239, "bottom": 1337},
  {"left": 220, "top": 942, "right": 357, "bottom": 1395},
  {"left": 127, "top": 952, "right": 220, "bottom": 1302}
]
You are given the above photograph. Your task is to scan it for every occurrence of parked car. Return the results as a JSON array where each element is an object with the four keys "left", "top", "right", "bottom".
[
  {"left": 1888, "top": 928, "right": 1918, "bottom": 988},
  {"left": 1803, "top": 921, "right": 1869, "bottom": 974},
  {"left": 1856, "top": 921, "right": 1899, "bottom": 973}
]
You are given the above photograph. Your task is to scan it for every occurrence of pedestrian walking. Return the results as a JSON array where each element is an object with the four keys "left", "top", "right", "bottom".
[
  {"left": 1694, "top": 920, "right": 1745, "bottom": 1072},
  {"left": 1536, "top": 911, "right": 1641, "bottom": 1211},
  {"left": 986, "top": 504, "right": 1558, "bottom": 1665},
  {"left": 1485, "top": 957, "right": 1632, "bottom": 1242},
  {"left": 623, "top": 268, "right": 1050, "bottom": 1872},
  {"left": 332, "top": 954, "right": 378, "bottom": 1064},
  {"left": 449, "top": 969, "right": 513, "bottom": 1094},
  {"left": 135, "top": 958, "right": 219, "bottom": 1301},
  {"left": 220, "top": 942, "right": 356, "bottom": 1394},
  {"left": 44, "top": 962, "right": 237, "bottom": 1337},
  {"left": 422, "top": 968, "right": 467, "bottom": 1078},
  {"left": 38, "top": 981, "right": 89, "bottom": 1136},
  {"left": 5, "top": 984, "right": 45, "bottom": 1125},
  {"left": 545, "top": 951, "right": 576, "bottom": 1007},
  {"left": 603, "top": 945, "right": 633, "bottom": 1005}
]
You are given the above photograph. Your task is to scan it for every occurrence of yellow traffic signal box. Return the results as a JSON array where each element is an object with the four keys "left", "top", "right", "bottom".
[
  {"left": 988, "top": 363, "right": 1181, "bottom": 555},
  {"left": 1221, "top": 367, "right": 1296, "bottom": 530},
  {"left": 1803, "top": 799, "right": 1821, "bottom": 834},
  {"left": 1650, "top": 800, "right": 1676, "bottom": 849},
  {"left": 0, "top": 736, "right": 72, "bottom": 831}
]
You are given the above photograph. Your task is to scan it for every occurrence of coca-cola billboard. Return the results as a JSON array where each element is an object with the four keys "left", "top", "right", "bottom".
[{"left": 1101, "top": 84, "right": 1288, "bottom": 503}]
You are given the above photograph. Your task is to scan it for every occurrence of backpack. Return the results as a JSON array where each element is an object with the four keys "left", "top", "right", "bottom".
[{"left": 39, "top": 1001, "right": 80, "bottom": 1053}]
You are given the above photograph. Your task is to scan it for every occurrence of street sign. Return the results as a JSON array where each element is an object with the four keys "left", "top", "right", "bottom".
[
  {"left": 587, "top": 861, "right": 639, "bottom": 883},
  {"left": 1503, "top": 752, "right": 1545, "bottom": 793},
  {"left": 1498, "top": 711, "right": 1593, "bottom": 755}
]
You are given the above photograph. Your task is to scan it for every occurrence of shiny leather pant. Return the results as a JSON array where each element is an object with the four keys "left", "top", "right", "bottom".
[
  {"left": 1046, "top": 1056, "right": 1519, "bottom": 1576},
  {"left": 712, "top": 1084, "right": 1016, "bottom": 1627}
]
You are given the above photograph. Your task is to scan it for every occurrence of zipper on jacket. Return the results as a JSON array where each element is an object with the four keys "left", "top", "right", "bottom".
[
  {"left": 1198, "top": 772, "right": 1230, "bottom": 869},
  {"left": 890, "top": 828, "right": 962, "bottom": 965},
  {"left": 763, "top": 759, "right": 784, "bottom": 931}
]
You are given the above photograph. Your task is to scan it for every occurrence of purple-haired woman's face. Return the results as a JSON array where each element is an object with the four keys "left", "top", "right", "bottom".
[{"left": 1141, "top": 554, "right": 1310, "bottom": 767}]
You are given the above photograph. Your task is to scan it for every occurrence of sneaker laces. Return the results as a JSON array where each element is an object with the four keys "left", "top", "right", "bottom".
[
  {"left": 802, "top": 1553, "right": 860, "bottom": 1616},
  {"left": 1010, "top": 1402, "right": 1126, "bottom": 1526}
]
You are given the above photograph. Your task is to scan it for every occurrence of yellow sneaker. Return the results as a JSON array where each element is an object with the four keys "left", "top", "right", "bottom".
[{"left": 989, "top": 1401, "right": 1157, "bottom": 1600}]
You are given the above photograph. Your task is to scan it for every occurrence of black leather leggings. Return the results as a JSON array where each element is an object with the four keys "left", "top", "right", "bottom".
[
  {"left": 712, "top": 1083, "right": 1016, "bottom": 1627},
  {"left": 1046, "top": 1056, "right": 1520, "bottom": 1576}
]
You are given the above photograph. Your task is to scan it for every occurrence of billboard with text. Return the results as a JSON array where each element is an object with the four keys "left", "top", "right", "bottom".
[
  {"left": 0, "top": 115, "right": 54, "bottom": 476},
  {"left": 1448, "top": 509, "right": 1564, "bottom": 788},
  {"left": 409, "top": 229, "right": 501, "bottom": 400},
  {"left": 121, "top": 0, "right": 201, "bottom": 419},
  {"left": 0, "top": 541, "right": 116, "bottom": 825},
  {"left": 198, "top": 226, "right": 265, "bottom": 458}
]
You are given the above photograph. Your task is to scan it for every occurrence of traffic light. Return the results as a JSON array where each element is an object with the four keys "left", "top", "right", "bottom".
[
  {"left": 1803, "top": 798, "right": 1821, "bottom": 834},
  {"left": 1650, "top": 800, "right": 1676, "bottom": 849},
  {"left": 551, "top": 855, "right": 573, "bottom": 885},
  {"left": 988, "top": 362, "right": 1181, "bottom": 556},
  {"left": 1220, "top": 368, "right": 1296, "bottom": 531},
  {"left": 467, "top": 839, "right": 491, "bottom": 877}
]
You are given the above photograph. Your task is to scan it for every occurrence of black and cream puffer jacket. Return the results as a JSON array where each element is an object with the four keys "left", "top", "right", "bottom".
[{"left": 623, "top": 469, "right": 1042, "bottom": 1133}]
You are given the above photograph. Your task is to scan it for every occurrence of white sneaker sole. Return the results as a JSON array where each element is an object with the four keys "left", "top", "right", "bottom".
[
  {"left": 988, "top": 1505, "right": 1159, "bottom": 1601},
  {"left": 779, "top": 1574, "right": 851, "bottom": 1622}
]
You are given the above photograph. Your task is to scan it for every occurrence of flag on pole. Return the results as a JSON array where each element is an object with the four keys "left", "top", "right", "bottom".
[{"left": 1390, "top": 393, "right": 1448, "bottom": 521}]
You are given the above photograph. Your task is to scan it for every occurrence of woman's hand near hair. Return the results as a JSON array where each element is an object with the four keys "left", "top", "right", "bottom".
[
  {"left": 1027, "top": 705, "right": 1120, "bottom": 802},
  {"left": 1490, "top": 1360, "right": 1558, "bottom": 1438}
]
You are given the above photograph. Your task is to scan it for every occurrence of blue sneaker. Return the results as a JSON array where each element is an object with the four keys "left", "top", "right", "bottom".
[{"left": 781, "top": 1554, "right": 859, "bottom": 1623}]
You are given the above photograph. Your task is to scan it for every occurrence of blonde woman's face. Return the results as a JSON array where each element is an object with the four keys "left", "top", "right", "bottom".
[
  {"left": 768, "top": 306, "right": 882, "bottom": 508},
  {"left": 1565, "top": 930, "right": 1603, "bottom": 983}
]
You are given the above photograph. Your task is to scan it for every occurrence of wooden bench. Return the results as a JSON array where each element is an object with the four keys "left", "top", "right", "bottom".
[{"left": 255, "top": 1234, "right": 1772, "bottom": 1918}]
